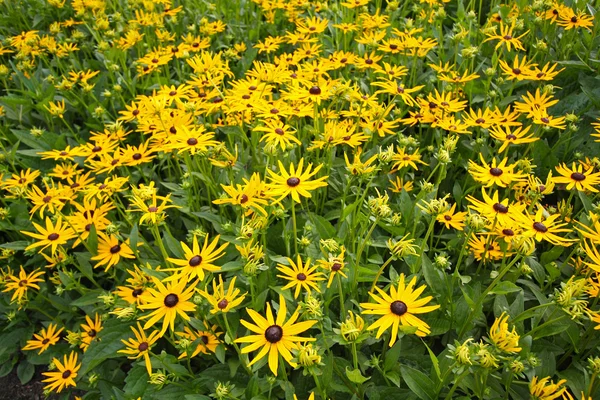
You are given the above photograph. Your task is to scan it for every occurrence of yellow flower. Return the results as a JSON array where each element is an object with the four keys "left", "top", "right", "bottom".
[
  {"left": 22, "top": 323, "right": 64, "bottom": 355},
  {"left": 21, "top": 216, "right": 76, "bottom": 255},
  {"left": 267, "top": 158, "right": 328, "bottom": 204},
  {"left": 91, "top": 233, "right": 136, "bottom": 271},
  {"left": 529, "top": 376, "right": 573, "bottom": 400},
  {"left": 2, "top": 265, "right": 45, "bottom": 303},
  {"left": 199, "top": 275, "right": 247, "bottom": 313},
  {"left": 360, "top": 274, "right": 440, "bottom": 346},
  {"left": 553, "top": 163, "right": 600, "bottom": 193},
  {"left": 277, "top": 255, "right": 325, "bottom": 299},
  {"left": 166, "top": 234, "right": 228, "bottom": 282},
  {"left": 138, "top": 276, "right": 198, "bottom": 336},
  {"left": 119, "top": 322, "right": 161, "bottom": 376},
  {"left": 42, "top": 351, "right": 80, "bottom": 393},
  {"left": 488, "top": 312, "right": 521, "bottom": 353},
  {"left": 235, "top": 294, "right": 317, "bottom": 376}
]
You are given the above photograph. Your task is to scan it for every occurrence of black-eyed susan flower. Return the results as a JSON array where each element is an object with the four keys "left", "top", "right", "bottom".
[
  {"left": 488, "top": 313, "right": 521, "bottom": 353},
  {"left": 80, "top": 313, "right": 103, "bottom": 352},
  {"left": 552, "top": 163, "right": 600, "bottom": 193},
  {"left": 254, "top": 119, "right": 301, "bottom": 151},
  {"left": 127, "top": 192, "right": 179, "bottom": 225},
  {"left": 489, "top": 125, "right": 539, "bottom": 153},
  {"left": 468, "top": 155, "right": 527, "bottom": 187},
  {"left": 22, "top": 216, "right": 76, "bottom": 255},
  {"left": 483, "top": 21, "right": 528, "bottom": 51},
  {"left": 466, "top": 188, "right": 526, "bottom": 228},
  {"left": 199, "top": 275, "right": 247, "bottom": 314},
  {"left": 529, "top": 376, "right": 572, "bottom": 400},
  {"left": 468, "top": 234, "right": 507, "bottom": 261},
  {"left": 518, "top": 207, "right": 574, "bottom": 247},
  {"left": 2, "top": 265, "right": 45, "bottom": 303},
  {"left": 360, "top": 274, "right": 439, "bottom": 346},
  {"left": 436, "top": 203, "right": 467, "bottom": 230},
  {"left": 266, "top": 158, "right": 328, "bottom": 204},
  {"left": 276, "top": 255, "right": 325, "bottom": 299},
  {"left": 235, "top": 294, "right": 317, "bottom": 376},
  {"left": 499, "top": 55, "right": 537, "bottom": 81},
  {"left": 315, "top": 247, "right": 347, "bottom": 288},
  {"left": 175, "top": 323, "right": 222, "bottom": 358},
  {"left": 391, "top": 147, "right": 426, "bottom": 171},
  {"left": 138, "top": 276, "right": 198, "bottom": 336},
  {"left": 42, "top": 351, "right": 80, "bottom": 393},
  {"left": 166, "top": 234, "right": 228, "bottom": 281},
  {"left": 119, "top": 322, "right": 161, "bottom": 375},
  {"left": 91, "top": 233, "right": 136, "bottom": 271},
  {"left": 22, "top": 323, "right": 63, "bottom": 355}
]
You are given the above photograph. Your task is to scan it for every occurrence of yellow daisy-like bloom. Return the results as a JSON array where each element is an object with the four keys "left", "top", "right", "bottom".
[
  {"left": 235, "top": 294, "right": 317, "bottom": 376},
  {"left": 436, "top": 203, "right": 467, "bottom": 231},
  {"left": 529, "top": 376, "right": 572, "bottom": 400},
  {"left": 468, "top": 155, "right": 527, "bottom": 188},
  {"left": 22, "top": 323, "right": 64, "bottom": 355},
  {"left": 553, "top": 163, "right": 600, "bottom": 193},
  {"left": 489, "top": 125, "right": 539, "bottom": 153},
  {"left": 518, "top": 207, "right": 574, "bottom": 247},
  {"left": 360, "top": 274, "right": 440, "bottom": 346},
  {"left": 489, "top": 312, "right": 521, "bottom": 354},
  {"left": 267, "top": 158, "right": 328, "bottom": 204},
  {"left": 581, "top": 241, "right": 600, "bottom": 273},
  {"left": 42, "top": 351, "right": 81, "bottom": 393},
  {"left": 119, "top": 322, "right": 161, "bottom": 376},
  {"left": 80, "top": 313, "right": 103, "bottom": 352},
  {"left": 199, "top": 275, "right": 247, "bottom": 313},
  {"left": 91, "top": 233, "right": 136, "bottom": 271},
  {"left": 21, "top": 216, "right": 76, "bottom": 255},
  {"left": 175, "top": 323, "right": 222, "bottom": 358},
  {"left": 166, "top": 234, "right": 228, "bottom": 282},
  {"left": 391, "top": 147, "right": 427, "bottom": 171},
  {"left": 138, "top": 276, "right": 198, "bottom": 336},
  {"left": 2, "top": 265, "right": 45, "bottom": 303},
  {"left": 316, "top": 247, "right": 347, "bottom": 288},
  {"left": 466, "top": 188, "right": 526, "bottom": 228},
  {"left": 276, "top": 255, "right": 325, "bottom": 299}
]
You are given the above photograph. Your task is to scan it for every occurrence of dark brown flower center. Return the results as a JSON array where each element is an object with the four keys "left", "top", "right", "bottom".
[
  {"left": 138, "top": 341, "right": 149, "bottom": 351},
  {"left": 365, "top": 58, "right": 373, "bottom": 65},
  {"left": 331, "top": 262, "right": 342, "bottom": 271},
  {"left": 444, "top": 215, "right": 452, "bottom": 221},
  {"left": 43, "top": 195, "right": 52, "bottom": 203},
  {"left": 287, "top": 177, "right": 300, "bottom": 187},
  {"left": 570, "top": 172, "right": 585, "bottom": 181},
  {"left": 189, "top": 255, "right": 202, "bottom": 266},
  {"left": 275, "top": 128, "right": 284, "bottom": 135},
  {"left": 264, "top": 325, "right": 283, "bottom": 343},
  {"left": 503, "top": 35, "right": 513, "bottom": 40},
  {"left": 42, "top": 338, "right": 50, "bottom": 344},
  {"left": 506, "top": 134, "right": 517, "bottom": 140},
  {"left": 309, "top": 86, "right": 321, "bottom": 95},
  {"left": 541, "top": 117, "right": 550, "bottom": 124},
  {"left": 164, "top": 293, "right": 179, "bottom": 307},
  {"left": 217, "top": 298, "right": 229, "bottom": 309},
  {"left": 62, "top": 370, "right": 71, "bottom": 379},
  {"left": 132, "top": 288, "right": 143, "bottom": 297},
  {"left": 132, "top": 109, "right": 140, "bottom": 116},
  {"left": 390, "top": 300, "right": 408, "bottom": 316},
  {"left": 18, "top": 280, "right": 27, "bottom": 287},
  {"left": 187, "top": 138, "right": 198, "bottom": 146},
  {"left": 201, "top": 335, "right": 209, "bottom": 344},
  {"left": 133, "top": 153, "right": 142, "bottom": 160},
  {"left": 110, "top": 244, "right": 121, "bottom": 254},
  {"left": 493, "top": 203, "right": 509, "bottom": 213},
  {"left": 512, "top": 68, "right": 521, "bottom": 75},
  {"left": 148, "top": 206, "right": 159, "bottom": 212},
  {"left": 502, "top": 228, "right": 515, "bottom": 236},
  {"left": 48, "top": 233, "right": 60, "bottom": 241},
  {"left": 475, "top": 118, "right": 485, "bottom": 124},
  {"left": 88, "top": 329, "right": 97, "bottom": 337},
  {"left": 533, "top": 221, "right": 548, "bottom": 233},
  {"left": 297, "top": 273, "right": 307, "bottom": 281},
  {"left": 240, "top": 194, "right": 248, "bottom": 204},
  {"left": 489, "top": 167, "right": 503, "bottom": 176},
  {"left": 571, "top": 16, "right": 577, "bottom": 23}
]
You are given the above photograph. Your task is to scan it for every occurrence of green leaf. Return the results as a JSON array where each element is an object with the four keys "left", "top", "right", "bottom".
[
  {"left": 400, "top": 365, "right": 436, "bottom": 400},
  {"left": 71, "top": 290, "right": 103, "bottom": 307},
  {"left": 489, "top": 281, "right": 521, "bottom": 295},
  {"left": 384, "top": 340, "right": 402, "bottom": 372},
  {"left": 80, "top": 321, "right": 132, "bottom": 375},
  {"left": 345, "top": 367, "right": 370, "bottom": 384},
  {"left": 17, "top": 360, "right": 34, "bottom": 385},
  {"left": 123, "top": 365, "right": 150, "bottom": 398},
  {"left": 310, "top": 213, "right": 336, "bottom": 239},
  {"left": 87, "top": 223, "right": 98, "bottom": 254},
  {"left": 422, "top": 341, "right": 441, "bottom": 382},
  {"left": 129, "top": 223, "right": 139, "bottom": 258}
]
